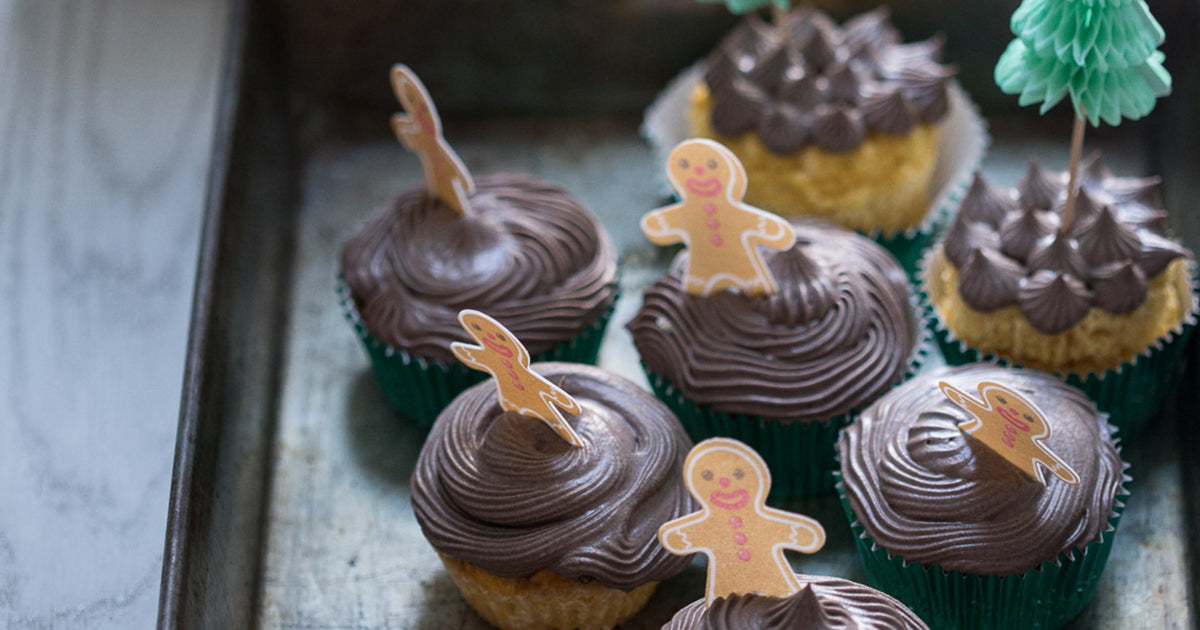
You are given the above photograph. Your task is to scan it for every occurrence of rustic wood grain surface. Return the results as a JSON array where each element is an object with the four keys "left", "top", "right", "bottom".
[{"left": 0, "top": 0, "right": 228, "bottom": 627}]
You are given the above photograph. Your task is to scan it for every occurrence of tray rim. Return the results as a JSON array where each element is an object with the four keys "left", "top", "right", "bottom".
[{"left": 157, "top": 0, "right": 250, "bottom": 626}]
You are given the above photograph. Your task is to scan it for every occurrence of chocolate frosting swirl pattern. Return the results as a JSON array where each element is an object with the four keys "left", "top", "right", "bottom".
[
  {"left": 703, "top": 7, "right": 955, "bottom": 155},
  {"left": 340, "top": 173, "right": 618, "bottom": 363},
  {"left": 663, "top": 577, "right": 928, "bottom": 629},
  {"left": 943, "top": 155, "right": 1192, "bottom": 334},
  {"left": 629, "top": 222, "right": 914, "bottom": 421},
  {"left": 411, "top": 363, "right": 694, "bottom": 590},
  {"left": 838, "top": 364, "right": 1126, "bottom": 575}
]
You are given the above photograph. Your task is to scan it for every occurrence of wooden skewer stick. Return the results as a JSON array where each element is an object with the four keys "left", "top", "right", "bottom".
[
  {"left": 771, "top": 4, "right": 788, "bottom": 39},
  {"left": 1060, "top": 111, "right": 1087, "bottom": 236}
]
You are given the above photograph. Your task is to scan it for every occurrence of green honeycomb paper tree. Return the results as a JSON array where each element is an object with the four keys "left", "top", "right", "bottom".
[
  {"left": 698, "top": 0, "right": 792, "bottom": 37},
  {"left": 995, "top": 0, "right": 1171, "bottom": 231},
  {"left": 698, "top": 0, "right": 788, "bottom": 15}
]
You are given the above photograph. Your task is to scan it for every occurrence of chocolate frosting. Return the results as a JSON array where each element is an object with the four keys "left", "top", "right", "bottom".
[
  {"left": 340, "top": 173, "right": 617, "bottom": 362},
  {"left": 1018, "top": 271, "right": 1094, "bottom": 335},
  {"left": 702, "top": 7, "right": 955, "bottom": 154},
  {"left": 942, "top": 154, "right": 1192, "bottom": 334},
  {"left": 629, "top": 222, "right": 914, "bottom": 421},
  {"left": 663, "top": 577, "right": 928, "bottom": 629},
  {"left": 958, "top": 249, "right": 1023, "bottom": 312},
  {"left": 838, "top": 364, "right": 1126, "bottom": 575},
  {"left": 411, "top": 363, "right": 694, "bottom": 590}
]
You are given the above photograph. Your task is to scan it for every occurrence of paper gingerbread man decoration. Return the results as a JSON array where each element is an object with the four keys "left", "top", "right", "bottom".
[
  {"left": 658, "top": 438, "right": 826, "bottom": 605},
  {"left": 939, "top": 381, "right": 1080, "bottom": 486},
  {"left": 450, "top": 310, "right": 585, "bottom": 447},
  {"left": 641, "top": 139, "right": 796, "bottom": 297},
  {"left": 390, "top": 64, "right": 475, "bottom": 215}
]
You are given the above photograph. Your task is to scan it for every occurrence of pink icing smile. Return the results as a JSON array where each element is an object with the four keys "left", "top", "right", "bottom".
[
  {"left": 481, "top": 336, "right": 514, "bottom": 358},
  {"left": 709, "top": 488, "right": 749, "bottom": 510},
  {"left": 686, "top": 177, "right": 722, "bottom": 197}
]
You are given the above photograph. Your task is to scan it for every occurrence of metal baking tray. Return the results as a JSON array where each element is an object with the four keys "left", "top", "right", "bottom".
[{"left": 160, "top": 0, "right": 1200, "bottom": 627}]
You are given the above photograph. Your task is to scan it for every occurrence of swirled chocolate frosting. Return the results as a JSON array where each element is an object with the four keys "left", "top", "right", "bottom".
[
  {"left": 629, "top": 222, "right": 914, "bottom": 421},
  {"left": 411, "top": 363, "right": 694, "bottom": 590},
  {"left": 703, "top": 7, "right": 955, "bottom": 154},
  {"left": 663, "top": 577, "right": 928, "bottom": 629},
  {"left": 943, "top": 154, "right": 1192, "bottom": 334},
  {"left": 340, "top": 173, "right": 618, "bottom": 362},
  {"left": 838, "top": 364, "right": 1126, "bottom": 575}
]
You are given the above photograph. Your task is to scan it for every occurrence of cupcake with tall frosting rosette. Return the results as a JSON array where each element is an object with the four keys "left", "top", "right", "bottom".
[
  {"left": 922, "top": 155, "right": 1196, "bottom": 436},
  {"left": 630, "top": 216, "right": 925, "bottom": 498},
  {"left": 339, "top": 65, "right": 617, "bottom": 427},
  {"left": 411, "top": 362, "right": 693, "bottom": 630},
  {"left": 837, "top": 363, "right": 1129, "bottom": 629}
]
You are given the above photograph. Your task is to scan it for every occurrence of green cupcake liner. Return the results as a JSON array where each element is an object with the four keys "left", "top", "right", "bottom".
[
  {"left": 641, "top": 296, "right": 933, "bottom": 500},
  {"left": 644, "top": 371, "right": 850, "bottom": 499},
  {"left": 919, "top": 249, "right": 1200, "bottom": 439},
  {"left": 835, "top": 479, "right": 1127, "bottom": 630},
  {"left": 868, "top": 208, "right": 947, "bottom": 283},
  {"left": 338, "top": 279, "right": 617, "bottom": 429}
]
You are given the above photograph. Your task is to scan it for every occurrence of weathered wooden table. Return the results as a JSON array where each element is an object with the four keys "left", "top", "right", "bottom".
[{"left": 0, "top": 0, "right": 228, "bottom": 627}]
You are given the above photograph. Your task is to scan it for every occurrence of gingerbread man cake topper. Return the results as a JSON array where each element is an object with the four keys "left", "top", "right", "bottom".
[
  {"left": 451, "top": 310, "right": 585, "bottom": 447},
  {"left": 641, "top": 139, "right": 796, "bottom": 297},
  {"left": 390, "top": 64, "right": 476, "bottom": 216},
  {"left": 939, "top": 381, "right": 1080, "bottom": 486},
  {"left": 658, "top": 438, "right": 826, "bottom": 605}
]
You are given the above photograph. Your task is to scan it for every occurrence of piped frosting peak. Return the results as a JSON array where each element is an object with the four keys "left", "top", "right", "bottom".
[
  {"left": 703, "top": 6, "right": 955, "bottom": 155},
  {"left": 942, "top": 154, "right": 1191, "bottom": 334}
]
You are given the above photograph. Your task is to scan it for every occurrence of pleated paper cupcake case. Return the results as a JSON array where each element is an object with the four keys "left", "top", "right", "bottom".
[
  {"left": 338, "top": 278, "right": 617, "bottom": 429},
  {"left": 834, "top": 478, "right": 1128, "bottom": 630},
  {"left": 643, "top": 296, "right": 933, "bottom": 500}
]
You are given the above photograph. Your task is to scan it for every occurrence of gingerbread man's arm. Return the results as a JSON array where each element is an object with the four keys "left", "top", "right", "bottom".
[
  {"left": 390, "top": 114, "right": 422, "bottom": 148},
  {"left": 450, "top": 343, "right": 490, "bottom": 375},
  {"left": 1033, "top": 447, "right": 1081, "bottom": 485},
  {"left": 658, "top": 510, "right": 713, "bottom": 555},
  {"left": 760, "top": 506, "right": 826, "bottom": 553},
  {"left": 939, "top": 382, "right": 990, "bottom": 432},
  {"left": 540, "top": 383, "right": 583, "bottom": 417},
  {"left": 641, "top": 203, "right": 689, "bottom": 247},
  {"left": 747, "top": 211, "right": 796, "bottom": 251}
]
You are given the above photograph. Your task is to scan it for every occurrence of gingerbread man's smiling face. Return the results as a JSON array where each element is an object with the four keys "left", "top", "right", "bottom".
[
  {"left": 460, "top": 312, "right": 524, "bottom": 362},
  {"left": 981, "top": 388, "right": 1042, "bottom": 440},
  {"left": 687, "top": 444, "right": 765, "bottom": 513},
  {"left": 668, "top": 140, "right": 736, "bottom": 199}
]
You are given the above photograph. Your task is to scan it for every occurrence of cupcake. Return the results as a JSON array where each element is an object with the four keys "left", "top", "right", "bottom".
[
  {"left": 837, "top": 363, "right": 1129, "bottom": 630},
  {"left": 411, "top": 362, "right": 694, "bottom": 630},
  {"left": 339, "top": 66, "right": 618, "bottom": 428},
  {"left": 663, "top": 576, "right": 929, "bottom": 629},
  {"left": 923, "top": 154, "right": 1197, "bottom": 435},
  {"left": 660, "top": 6, "right": 983, "bottom": 270},
  {"left": 629, "top": 219, "right": 924, "bottom": 498}
]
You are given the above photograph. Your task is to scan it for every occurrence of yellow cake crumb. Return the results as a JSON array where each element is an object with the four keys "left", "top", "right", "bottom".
[
  {"left": 439, "top": 554, "right": 659, "bottom": 630},
  {"left": 928, "top": 248, "right": 1192, "bottom": 374},
  {"left": 688, "top": 83, "right": 939, "bottom": 235}
]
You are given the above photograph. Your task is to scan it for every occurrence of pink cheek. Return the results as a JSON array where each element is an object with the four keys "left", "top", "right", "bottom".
[{"left": 719, "top": 478, "right": 730, "bottom": 488}]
